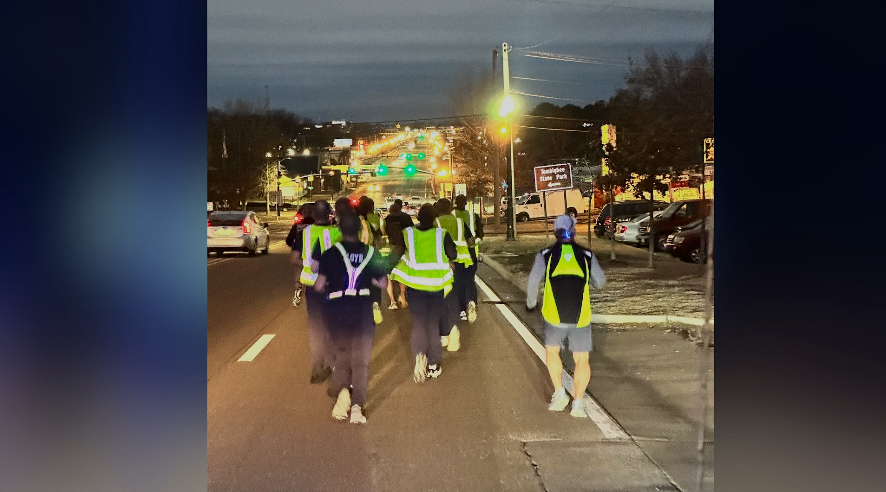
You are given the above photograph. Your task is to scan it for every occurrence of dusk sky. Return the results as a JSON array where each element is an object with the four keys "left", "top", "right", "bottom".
[{"left": 208, "top": 0, "right": 713, "bottom": 123}]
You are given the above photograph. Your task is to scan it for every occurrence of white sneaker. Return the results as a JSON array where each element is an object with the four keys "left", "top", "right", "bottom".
[
  {"left": 332, "top": 388, "right": 351, "bottom": 421},
  {"left": 467, "top": 301, "right": 477, "bottom": 323},
  {"left": 447, "top": 326, "right": 460, "bottom": 352},
  {"left": 570, "top": 399, "right": 588, "bottom": 418},
  {"left": 388, "top": 302, "right": 399, "bottom": 310},
  {"left": 413, "top": 353, "right": 427, "bottom": 383},
  {"left": 441, "top": 335, "right": 449, "bottom": 347},
  {"left": 373, "top": 302, "right": 383, "bottom": 324},
  {"left": 349, "top": 405, "right": 366, "bottom": 424},
  {"left": 427, "top": 364, "right": 442, "bottom": 378},
  {"left": 459, "top": 311, "right": 468, "bottom": 321},
  {"left": 548, "top": 387, "right": 569, "bottom": 412}
]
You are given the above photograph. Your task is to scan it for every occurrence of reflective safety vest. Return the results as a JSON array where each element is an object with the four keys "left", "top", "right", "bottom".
[
  {"left": 435, "top": 215, "right": 472, "bottom": 266},
  {"left": 390, "top": 227, "right": 453, "bottom": 295},
  {"left": 452, "top": 208, "right": 480, "bottom": 257},
  {"left": 541, "top": 244, "right": 592, "bottom": 327},
  {"left": 327, "top": 242, "right": 375, "bottom": 300},
  {"left": 300, "top": 224, "right": 342, "bottom": 286}
]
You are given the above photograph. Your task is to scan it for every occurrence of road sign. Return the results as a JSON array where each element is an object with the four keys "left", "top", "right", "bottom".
[
  {"left": 533, "top": 163, "right": 574, "bottom": 192},
  {"left": 703, "top": 137, "right": 714, "bottom": 164}
]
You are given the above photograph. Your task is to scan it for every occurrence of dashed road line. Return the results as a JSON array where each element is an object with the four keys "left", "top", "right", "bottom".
[
  {"left": 475, "top": 276, "right": 629, "bottom": 440},
  {"left": 238, "top": 334, "right": 276, "bottom": 362}
]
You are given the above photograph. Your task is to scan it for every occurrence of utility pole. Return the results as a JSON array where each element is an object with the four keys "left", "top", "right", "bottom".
[
  {"left": 502, "top": 42, "right": 517, "bottom": 241},
  {"left": 492, "top": 48, "right": 501, "bottom": 229}
]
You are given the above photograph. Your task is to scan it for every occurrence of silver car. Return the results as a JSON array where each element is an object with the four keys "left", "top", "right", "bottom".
[
  {"left": 613, "top": 212, "right": 663, "bottom": 246},
  {"left": 207, "top": 211, "right": 270, "bottom": 257}
]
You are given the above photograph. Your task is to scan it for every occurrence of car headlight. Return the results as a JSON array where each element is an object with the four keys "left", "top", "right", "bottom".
[{"left": 673, "top": 236, "right": 685, "bottom": 244}]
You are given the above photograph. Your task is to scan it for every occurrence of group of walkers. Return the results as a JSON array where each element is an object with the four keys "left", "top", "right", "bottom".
[
  {"left": 284, "top": 193, "right": 605, "bottom": 423},
  {"left": 285, "top": 194, "right": 483, "bottom": 424}
]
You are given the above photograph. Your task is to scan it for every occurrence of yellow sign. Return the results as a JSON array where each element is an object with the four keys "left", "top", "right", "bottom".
[
  {"left": 601, "top": 124, "right": 616, "bottom": 175},
  {"left": 704, "top": 137, "right": 714, "bottom": 164}
]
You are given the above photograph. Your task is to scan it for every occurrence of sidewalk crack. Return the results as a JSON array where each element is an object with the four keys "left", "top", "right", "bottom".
[{"left": 521, "top": 441, "right": 549, "bottom": 492}]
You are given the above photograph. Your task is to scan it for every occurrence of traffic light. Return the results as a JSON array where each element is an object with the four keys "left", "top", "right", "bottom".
[
  {"left": 376, "top": 164, "right": 388, "bottom": 176},
  {"left": 417, "top": 152, "right": 425, "bottom": 159},
  {"left": 404, "top": 164, "right": 417, "bottom": 176},
  {"left": 405, "top": 153, "right": 413, "bottom": 160},
  {"left": 347, "top": 167, "right": 357, "bottom": 175}
]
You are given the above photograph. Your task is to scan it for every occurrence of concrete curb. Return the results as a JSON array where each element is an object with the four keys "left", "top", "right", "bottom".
[{"left": 479, "top": 253, "right": 714, "bottom": 327}]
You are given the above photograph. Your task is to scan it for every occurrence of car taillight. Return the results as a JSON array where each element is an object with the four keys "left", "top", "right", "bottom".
[
  {"left": 207, "top": 220, "right": 211, "bottom": 228},
  {"left": 241, "top": 220, "right": 251, "bottom": 234},
  {"left": 294, "top": 213, "right": 302, "bottom": 224},
  {"left": 618, "top": 225, "right": 626, "bottom": 233}
]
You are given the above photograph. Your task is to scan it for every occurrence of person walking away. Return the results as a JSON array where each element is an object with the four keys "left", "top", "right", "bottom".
[
  {"left": 291, "top": 200, "right": 342, "bottom": 384},
  {"left": 312, "top": 213, "right": 388, "bottom": 424},
  {"left": 286, "top": 202, "right": 314, "bottom": 307},
  {"left": 434, "top": 198, "right": 474, "bottom": 352},
  {"left": 390, "top": 204, "right": 457, "bottom": 382},
  {"left": 383, "top": 200, "right": 414, "bottom": 309},
  {"left": 525, "top": 214, "right": 606, "bottom": 417},
  {"left": 356, "top": 196, "right": 385, "bottom": 324},
  {"left": 452, "top": 194, "right": 483, "bottom": 322}
]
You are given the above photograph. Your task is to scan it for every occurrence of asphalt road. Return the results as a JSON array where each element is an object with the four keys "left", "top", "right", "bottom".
[{"left": 207, "top": 220, "right": 714, "bottom": 491}]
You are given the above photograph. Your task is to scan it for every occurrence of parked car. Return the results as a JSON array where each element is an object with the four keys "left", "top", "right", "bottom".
[
  {"left": 665, "top": 217, "right": 713, "bottom": 263},
  {"left": 207, "top": 211, "right": 270, "bottom": 257},
  {"left": 594, "top": 200, "right": 669, "bottom": 237},
  {"left": 613, "top": 212, "right": 664, "bottom": 245},
  {"left": 638, "top": 199, "right": 712, "bottom": 251}
]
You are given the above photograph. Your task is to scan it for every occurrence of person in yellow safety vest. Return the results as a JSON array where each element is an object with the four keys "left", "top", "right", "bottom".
[
  {"left": 390, "top": 204, "right": 458, "bottom": 382},
  {"left": 356, "top": 196, "right": 385, "bottom": 324},
  {"left": 291, "top": 200, "right": 342, "bottom": 384},
  {"left": 433, "top": 198, "right": 474, "bottom": 352},
  {"left": 452, "top": 194, "right": 483, "bottom": 323},
  {"left": 313, "top": 213, "right": 389, "bottom": 424},
  {"left": 525, "top": 214, "right": 606, "bottom": 418}
]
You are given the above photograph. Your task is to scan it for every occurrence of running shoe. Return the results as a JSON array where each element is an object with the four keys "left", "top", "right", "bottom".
[
  {"left": 440, "top": 335, "right": 449, "bottom": 347},
  {"left": 413, "top": 353, "right": 427, "bottom": 383},
  {"left": 570, "top": 399, "right": 588, "bottom": 418},
  {"left": 467, "top": 301, "right": 477, "bottom": 323},
  {"left": 332, "top": 388, "right": 351, "bottom": 421},
  {"left": 427, "top": 364, "right": 442, "bottom": 378},
  {"left": 447, "top": 326, "right": 460, "bottom": 352},
  {"left": 293, "top": 285, "right": 304, "bottom": 307},
  {"left": 459, "top": 311, "right": 468, "bottom": 321},
  {"left": 349, "top": 404, "right": 366, "bottom": 424},
  {"left": 373, "top": 302, "right": 383, "bottom": 324},
  {"left": 398, "top": 295, "right": 409, "bottom": 309},
  {"left": 548, "top": 387, "right": 569, "bottom": 412},
  {"left": 388, "top": 301, "right": 399, "bottom": 310}
]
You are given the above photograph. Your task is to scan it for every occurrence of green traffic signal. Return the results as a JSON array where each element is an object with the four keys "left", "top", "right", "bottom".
[
  {"left": 377, "top": 164, "right": 388, "bottom": 176},
  {"left": 348, "top": 167, "right": 357, "bottom": 175},
  {"left": 417, "top": 152, "right": 425, "bottom": 159},
  {"left": 404, "top": 164, "right": 417, "bottom": 176},
  {"left": 405, "top": 153, "right": 413, "bottom": 160}
]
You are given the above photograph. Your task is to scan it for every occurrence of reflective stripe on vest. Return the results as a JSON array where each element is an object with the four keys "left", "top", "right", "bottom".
[
  {"left": 436, "top": 215, "right": 472, "bottom": 265},
  {"left": 541, "top": 244, "right": 592, "bottom": 326},
  {"left": 327, "top": 242, "right": 374, "bottom": 299},
  {"left": 300, "top": 225, "right": 338, "bottom": 286},
  {"left": 391, "top": 227, "right": 453, "bottom": 293},
  {"left": 453, "top": 209, "right": 481, "bottom": 252}
]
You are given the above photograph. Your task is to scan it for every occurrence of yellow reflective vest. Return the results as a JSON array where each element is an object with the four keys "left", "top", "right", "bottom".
[
  {"left": 435, "top": 215, "right": 472, "bottom": 266},
  {"left": 300, "top": 224, "right": 342, "bottom": 286},
  {"left": 541, "top": 244, "right": 592, "bottom": 327},
  {"left": 390, "top": 227, "right": 453, "bottom": 295}
]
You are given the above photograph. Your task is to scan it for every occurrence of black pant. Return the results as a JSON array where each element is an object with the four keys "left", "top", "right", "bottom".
[
  {"left": 454, "top": 262, "right": 477, "bottom": 312},
  {"left": 306, "top": 289, "right": 333, "bottom": 369},
  {"left": 407, "top": 288, "right": 445, "bottom": 366},
  {"left": 328, "top": 303, "right": 375, "bottom": 407}
]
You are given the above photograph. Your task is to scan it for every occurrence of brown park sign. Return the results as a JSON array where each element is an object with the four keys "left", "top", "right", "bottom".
[{"left": 534, "top": 163, "right": 573, "bottom": 192}]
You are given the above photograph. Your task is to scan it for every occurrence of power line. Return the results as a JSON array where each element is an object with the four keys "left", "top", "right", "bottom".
[
  {"left": 516, "top": 124, "right": 593, "bottom": 133},
  {"left": 511, "top": 89, "right": 588, "bottom": 103}
]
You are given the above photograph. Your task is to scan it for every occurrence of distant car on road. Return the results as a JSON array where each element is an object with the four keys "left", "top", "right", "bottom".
[{"left": 207, "top": 211, "right": 270, "bottom": 257}]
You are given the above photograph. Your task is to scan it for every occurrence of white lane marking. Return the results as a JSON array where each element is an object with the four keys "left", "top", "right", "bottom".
[
  {"left": 475, "top": 277, "right": 629, "bottom": 440},
  {"left": 238, "top": 334, "right": 276, "bottom": 362}
]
